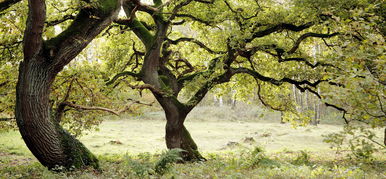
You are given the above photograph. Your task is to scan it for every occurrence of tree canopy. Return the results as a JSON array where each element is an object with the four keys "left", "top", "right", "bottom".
[{"left": 0, "top": 0, "right": 384, "bottom": 170}]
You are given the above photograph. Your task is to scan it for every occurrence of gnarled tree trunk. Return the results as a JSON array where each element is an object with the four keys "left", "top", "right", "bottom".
[
  {"left": 15, "top": 0, "right": 121, "bottom": 170},
  {"left": 16, "top": 60, "right": 98, "bottom": 170},
  {"left": 159, "top": 97, "right": 205, "bottom": 161},
  {"left": 121, "top": 0, "right": 207, "bottom": 162}
]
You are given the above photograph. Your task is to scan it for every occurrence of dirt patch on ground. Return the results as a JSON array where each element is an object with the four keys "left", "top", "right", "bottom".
[{"left": 0, "top": 151, "right": 35, "bottom": 167}]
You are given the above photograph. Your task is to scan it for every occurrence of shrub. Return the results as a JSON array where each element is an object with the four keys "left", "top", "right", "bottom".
[
  {"left": 292, "top": 151, "right": 311, "bottom": 166},
  {"left": 154, "top": 149, "right": 184, "bottom": 175}
]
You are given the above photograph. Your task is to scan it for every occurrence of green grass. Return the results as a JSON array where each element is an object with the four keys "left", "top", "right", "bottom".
[
  {"left": 0, "top": 106, "right": 385, "bottom": 178},
  {"left": 78, "top": 119, "right": 349, "bottom": 155},
  {"left": 0, "top": 148, "right": 385, "bottom": 178}
]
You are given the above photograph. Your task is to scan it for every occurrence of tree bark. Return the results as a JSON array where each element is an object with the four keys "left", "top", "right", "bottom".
[
  {"left": 16, "top": 0, "right": 121, "bottom": 170},
  {"left": 16, "top": 59, "right": 98, "bottom": 170},
  {"left": 159, "top": 97, "right": 205, "bottom": 161}
]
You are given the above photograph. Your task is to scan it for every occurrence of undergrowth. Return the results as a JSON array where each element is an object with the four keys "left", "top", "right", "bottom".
[{"left": 0, "top": 147, "right": 385, "bottom": 179}]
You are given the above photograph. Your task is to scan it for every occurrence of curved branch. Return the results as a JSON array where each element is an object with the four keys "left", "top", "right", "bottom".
[
  {"left": 245, "top": 22, "right": 313, "bottom": 43},
  {"left": 177, "top": 57, "right": 221, "bottom": 85},
  {"left": 45, "top": 14, "right": 76, "bottom": 27},
  {"left": 61, "top": 99, "right": 154, "bottom": 117},
  {"left": 122, "top": 80, "right": 166, "bottom": 95},
  {"left": 256, "top": 80, "right": 286, "bottom": 111},
  {"left": 45, "top": 0, "right": 121, "bottom": 71},
  {"left": 60, "top": 102, "right": 118, "bottom": 116},
  {"left": 231, "top": 67, "right": 323, "bottom": 87},
  {"left": 106, "top": 71, "right": 141, "bottom": 86},
  {"left": 168, "top": 0, "right": 194, "bottom": 21},
  {"left": 122, "top": 1, "right": 154, "bottom": 50},
  {"left": 167, "top": 37, "right": 226, "bottom": 54},
  {"left": 288, "top": 32, "right": 339, "bottom": 54},
  {"left": 223, "top": 0, "right": 259, "bottom": 21},
  {"left": 278, "top": 58, "right": 336, "bottom": 68},
  {"left": 0, "top": 0, "right": 21, "bottom": 13},
  {"left": 174, "top": 13, "right": 217, "bottom": 27},
  {"left": 168, "top": 0, "right": 215, "bottom": 21}
]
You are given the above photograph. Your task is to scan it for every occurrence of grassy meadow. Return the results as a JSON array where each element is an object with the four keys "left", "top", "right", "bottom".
[{"left": 0, "top": 105, "right": 385, "bottom": 178}]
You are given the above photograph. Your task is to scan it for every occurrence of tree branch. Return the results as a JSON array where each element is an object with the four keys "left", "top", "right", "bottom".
[
  {"left": 122, "top": 1, "right": 154, "bottom": 50},
  {"left": 173, "top": 13, "right": 217, "bottom": 27},
  {"left": 60, "top": 102, "right": 119, "bottom": 116},
  {"left": 167, "top": 37, "right": 226, "bottom": 54},
  {"left": 256, "top": 80, "right": 286, "bottom": 111},
  {"left": 106, "top": 71, "right": 141, "bottom": 86},
  {"left": 45, "top": 0, "right": 121, "bottom": 71},
  {"left": 288, "top": 32, "right": 339, "bottom": 54},
  {"left": 245, "top": 22, "right": 313, "bottom": 43},
  {"left": 0, "top": 117, "right": 15, "bottom": 121},
  {"left": 122, "top": 80, "right": 166, "bottom": 95},
  {"left": 0, "top": 80, "right": 9, "bottom": 87},
  {"left": 177, "top": 57, "right": 220, "bottom": 85},
  {"left": 168, "top": 0, "right": 215, "bottom": 21},
  {"left": 231, "top": 67, "right": 323, "bottom": 87},
  {"left": 23, "top": 0, "right": 46, "bottom": 60},
  {"left": 45, "top": 14, "right": 76, "bottom": 27},
  {"left": 0, "top": 0, "right": 21, "bottom": 13}
]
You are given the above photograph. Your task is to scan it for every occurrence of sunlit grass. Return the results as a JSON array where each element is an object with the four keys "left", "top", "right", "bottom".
[{"left": 0, "top": 106, "right": 384, "bottom": 178}]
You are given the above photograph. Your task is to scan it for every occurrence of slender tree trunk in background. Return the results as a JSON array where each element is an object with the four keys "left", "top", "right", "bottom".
[
  {"left": 231, "top": 99, "right": 237, "bottom": 109},
  {"left": 311, "top": 94, "right": 319, "bottom": 126},
  {"left": 219, "top": 96, "right": 223, "bottom": 107},
  {"left": 305, "top": 90, "right": 309, "bottom": 111},
  {"left": 299, "top": 89, "right": 304, "bottom": 112},
  {"left": 280, "top": 111, "right": 285, "bottom": 124},
  {"left": 293, "top": 84, "right": 300, "bottom": 111}
]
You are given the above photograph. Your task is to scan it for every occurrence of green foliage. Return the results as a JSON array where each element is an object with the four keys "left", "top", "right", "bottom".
[
  {"left": 154, "top": 148, "right": 184, "bottom": 175},
  {"left": 243, "top": 146, "right": 281, "bottom": 168},
  {"left": 124, "top": 154, "right": 153, "bottom": 177},
  {"left": 292, "top": 151, "right": 311, "bottom": 166},
  {"left": 323, "top": 125, "right": 385, "bottom": 163}
]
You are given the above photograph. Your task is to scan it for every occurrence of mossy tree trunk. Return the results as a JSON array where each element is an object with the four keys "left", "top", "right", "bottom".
[
  {"left": 156, "top": 96, "right": 205, "bottom": 161},
  {"left": 16, "top": 0, "right": 121, "bottom": 170}
]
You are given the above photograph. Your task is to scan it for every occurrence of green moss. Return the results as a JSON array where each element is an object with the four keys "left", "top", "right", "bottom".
[
  {"left": 44, "top": 10, "right": 89, "bottom": 50},
  {"left": 57, "top": 125, "right": 99, "bottom": 170},
  {"left": 129, "top": 18, "right": 155, "bottom": 49}
]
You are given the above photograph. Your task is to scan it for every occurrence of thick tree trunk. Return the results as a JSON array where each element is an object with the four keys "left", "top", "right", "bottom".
[
  {"left": 165, "top": 113, "right": 205, "bottom": 161},
  {"left": 157, "top": 97, "right": 205, "bottom": 161},
  {"left": 17, "top": 0, "right": 120, "bottom": 170},
  {"left": 16, "top": 58, "right": 98, "bottom": 170}
]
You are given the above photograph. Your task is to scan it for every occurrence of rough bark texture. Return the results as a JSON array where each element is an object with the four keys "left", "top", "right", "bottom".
[
  {"left": 159, "top": 97, "right": 205, "bottom": 161},
  {"left": 16, "top": 57, "right": 99, "bottom": 170},
  {"left": 16, "top": 0, "right": 121, "bottom": 170}
]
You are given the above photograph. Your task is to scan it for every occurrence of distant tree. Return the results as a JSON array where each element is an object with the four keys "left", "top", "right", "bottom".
[{"left": 106, "top": 0, "right": 385, "bottom": 161}]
